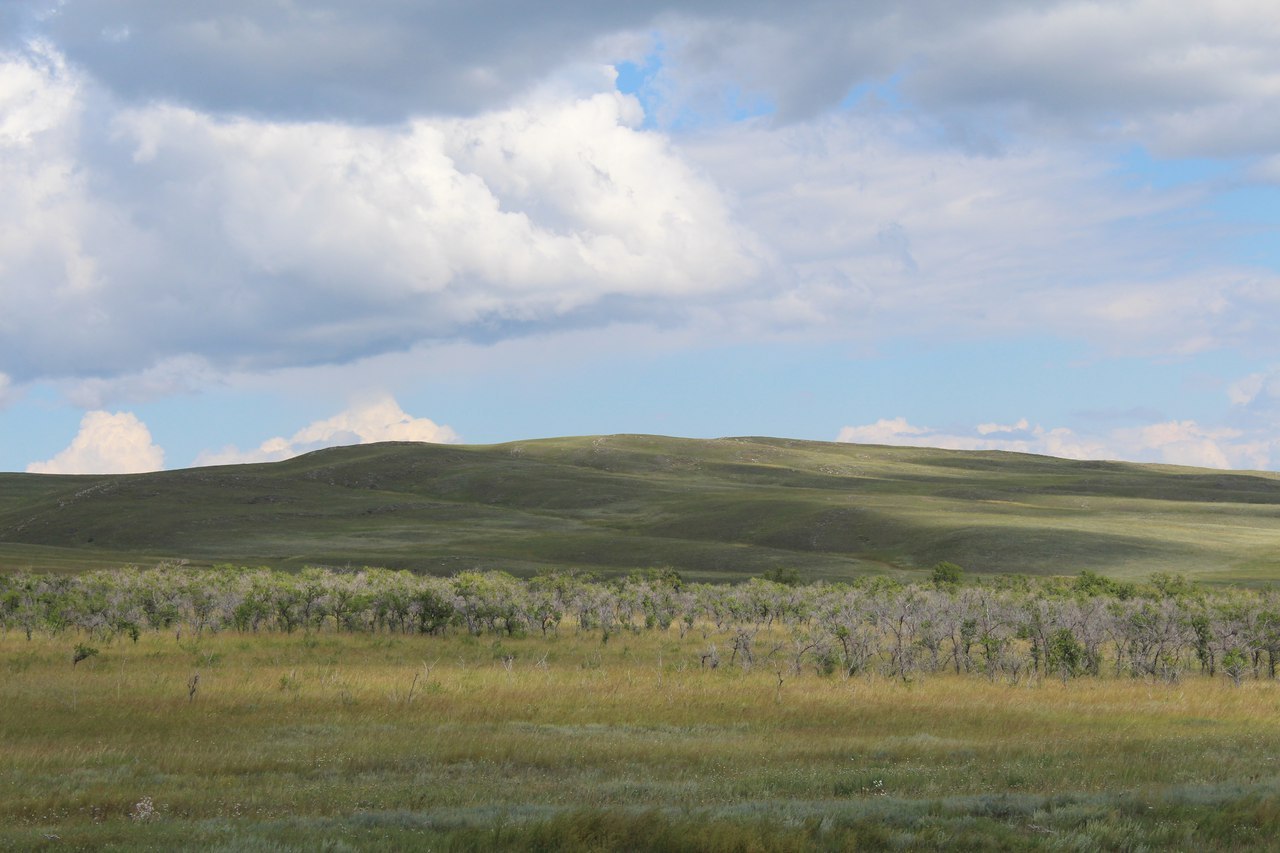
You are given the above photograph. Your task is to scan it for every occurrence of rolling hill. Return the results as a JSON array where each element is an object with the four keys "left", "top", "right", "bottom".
[{"left": 3, "top": 434, "right": 1280, "bottom": 583}]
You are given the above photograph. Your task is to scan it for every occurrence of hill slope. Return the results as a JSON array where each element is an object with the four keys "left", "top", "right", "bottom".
[{"left": 3, "top": 434, "right": 1280, "bottom": 582}]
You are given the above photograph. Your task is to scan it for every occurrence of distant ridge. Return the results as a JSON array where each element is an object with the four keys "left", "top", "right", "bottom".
[{"left": 3, "top": 434, "right": 1279, "bottom": 582}]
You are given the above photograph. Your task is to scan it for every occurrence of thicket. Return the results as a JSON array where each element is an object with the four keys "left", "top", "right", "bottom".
[{"left": 3, "top": 564, "right": 1279, "bottom": 684}]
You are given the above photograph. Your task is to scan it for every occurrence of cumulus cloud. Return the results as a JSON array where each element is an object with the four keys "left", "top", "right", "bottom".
[
  {"left": 194, "top": 396, "right": 459, "bottom": 467},
  {"left": 0, "top": 43, "right": 761, "bottom": 384},
  {"left": 0, "top": 42, "right": 152, "bottom": 380},
  {"left": 1119, "top": 420, "right": 1258, "bottom": 470},
  {"left": 837, "top": 415, "right": 1278, "bottom": 471},
  {"left": 27, "top": 410, "right": 165, "bottom": 474},
  {"left": 0, "top": 372, "right": 13, "bottom": 409}
]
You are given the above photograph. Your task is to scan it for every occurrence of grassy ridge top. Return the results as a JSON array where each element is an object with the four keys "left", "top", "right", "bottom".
[{"left": 2, "top": 434, "right": 1280, "bottom": 582}]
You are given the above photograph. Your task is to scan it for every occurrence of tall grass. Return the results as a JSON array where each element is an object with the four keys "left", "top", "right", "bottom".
[{"left": 4, "top": 627, "right": 1280, "bottom": 849}]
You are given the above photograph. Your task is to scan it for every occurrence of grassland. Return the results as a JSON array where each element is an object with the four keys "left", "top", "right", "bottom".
[
  {"left": 4, "top": 435, "right": 1280, "bottom": 583},
  {"left": 4, "top": 627, "right": 1280, "bottom": 851},
  {"left": 7, "top": 437, "right": 1280, "bottom": 849}
]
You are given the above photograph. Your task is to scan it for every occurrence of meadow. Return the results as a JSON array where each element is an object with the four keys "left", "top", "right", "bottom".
[
  {"left": 7, "top": 434, "right": 1280, "bottom": 850},
  {"left": 5, "top": 572, "right": 1280, "bottom": 850}
]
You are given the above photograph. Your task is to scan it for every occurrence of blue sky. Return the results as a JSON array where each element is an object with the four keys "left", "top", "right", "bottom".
[{"left": 1, "top": 1, "right": 1278, "bottom": 474}]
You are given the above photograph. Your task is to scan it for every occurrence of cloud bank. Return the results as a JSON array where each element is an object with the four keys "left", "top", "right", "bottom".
[
  {"left": 21, "top": 1, "right": 1280, "bottom": 153},
  {"left": 3, "top": 2, "right": 1278, "bottom": 393}
]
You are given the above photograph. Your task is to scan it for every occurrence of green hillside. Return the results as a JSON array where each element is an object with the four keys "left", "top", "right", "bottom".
[{"left": 3, "top": 434, "right": 1280, "bottom": 582}]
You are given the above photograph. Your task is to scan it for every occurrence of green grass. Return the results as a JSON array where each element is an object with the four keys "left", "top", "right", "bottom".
[
  {"left": 4, "top": 434, "right": 1280, "bottom": 582},
  {"left": 4, "top": 628, "right": 1280, "bottom": 850}
]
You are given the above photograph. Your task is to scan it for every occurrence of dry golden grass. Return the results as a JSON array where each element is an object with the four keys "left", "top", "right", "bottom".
[{"left": 4, "top": 627, "right": 1280, "bottom": 850}]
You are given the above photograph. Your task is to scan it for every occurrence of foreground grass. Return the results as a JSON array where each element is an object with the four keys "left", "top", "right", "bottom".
[{"left": 4, "top": 629, "right": 1280, "bottom": 850}]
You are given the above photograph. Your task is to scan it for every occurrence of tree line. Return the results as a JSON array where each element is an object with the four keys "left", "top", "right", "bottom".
[{"left": 3, "top": 564, "right": 1279, "bottom": 684}]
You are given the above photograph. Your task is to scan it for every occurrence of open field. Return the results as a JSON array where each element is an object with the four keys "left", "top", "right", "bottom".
[
  {"left": 4, "top": 627, "right": 1280, "bottom": 851},
  {"left": 5, "top": 435, "right": 1280, "bottom": 583},
  {"left": 6, "top": 437, "right": 1280, "bottom": 848}
]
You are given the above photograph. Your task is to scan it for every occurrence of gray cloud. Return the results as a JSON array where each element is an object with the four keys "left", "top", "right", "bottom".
[
  {"left": 620, "top": 1, "right": 1280, "bottom": 158},
  {"left": 13, "top": 1, "right": 1274, "bottom": 157},
  {"left": 23, "top": 0, "right": 717, "bottom": 121},
  {"left": 903, "top": 1, "right": 1280, "bottom": 156}
]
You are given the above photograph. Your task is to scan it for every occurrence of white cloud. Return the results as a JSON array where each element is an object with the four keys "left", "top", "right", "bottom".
[
  {"left": 977, "top": 418, "right": 1030, "bottom": 436},
  {"left": 1227, "top": 367, "right": 1280, "bottom": 410},
  {"left": 0, "top": 43, "right": 158, "bottom": 380},
  {"left": 0, "top": 43, "right": 762, "bottom": 384},
  {"left": 0, "top": 372, "right": 11, "bottom": 409},
  {"left": 194, "top": 396, "right": 459, "bottom": 467},
  {"left": 836, "top": 415, "right": 1275, "bottom": 471},
  {"left": 1222, "top": 368, "right": 1280, "bottom": 459},
  {"left": 682, "top": 113, "right": 1274, "bottom": 354},
  {"left": 1120, "top": 420, "right": 1254, "bottom": 470},
  {"left": 836, "top": 417, "right": 1079, "bottom": 457},
  {"left": 27, "top": 410, "right": 165, "bottom": 474},
  {"left": 0, "top": 40, "right": 75, "bottom": 144},
  {"left": 1228, "top": 371, "right": 1267, "bottom": 406},
  {"left": 836, "top": 418, "right": 930, "bottom": 446}
]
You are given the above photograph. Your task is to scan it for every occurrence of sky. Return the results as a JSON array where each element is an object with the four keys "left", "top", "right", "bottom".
[{"left": 1, "top": 0, "right": 1279, "bottom": 475}]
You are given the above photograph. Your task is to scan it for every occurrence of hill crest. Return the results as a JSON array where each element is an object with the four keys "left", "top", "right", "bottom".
[{"left": 3, "top": 434, "right": 1279, "bottom": 582}]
